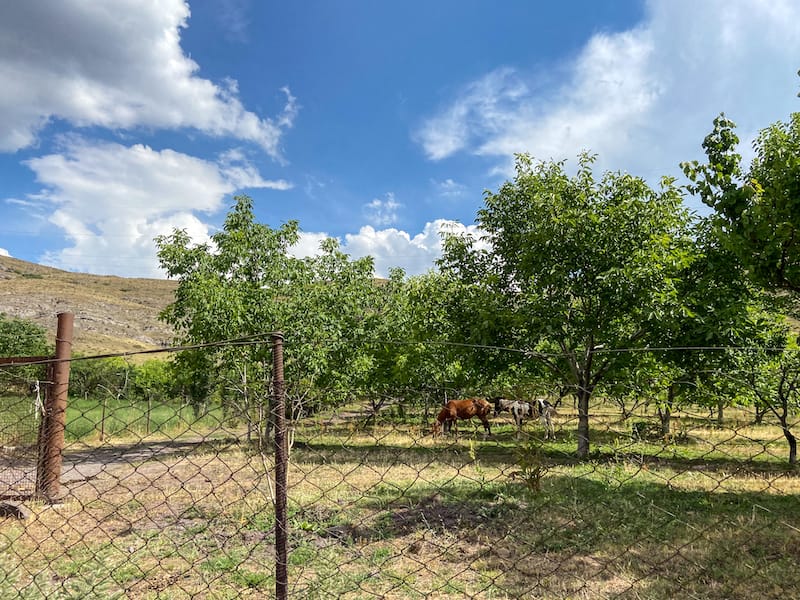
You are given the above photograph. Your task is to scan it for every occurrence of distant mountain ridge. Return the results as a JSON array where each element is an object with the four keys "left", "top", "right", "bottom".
[{"left": 0, "top": 256, "right": 177, "bottom": 357}]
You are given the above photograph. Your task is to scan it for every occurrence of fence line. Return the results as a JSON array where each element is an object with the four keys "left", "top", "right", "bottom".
[
  {"left": 0, "top": 334, "right": 798, "bottom": 598},
  {"left": 0, "top": 313, "right": 74, "bottom": 502}
]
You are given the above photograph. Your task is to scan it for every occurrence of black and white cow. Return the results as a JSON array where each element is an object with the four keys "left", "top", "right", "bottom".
[
  {"left": 493, "top": 396, "right": 557, "bottom": 439},
  {"left": 533, "top": 398, "right": 556, "bottom": 439}
]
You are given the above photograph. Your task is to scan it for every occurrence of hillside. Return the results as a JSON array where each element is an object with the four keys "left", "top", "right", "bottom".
[{"left": 0, "top": 256, "right": 177, "bottom": 357}]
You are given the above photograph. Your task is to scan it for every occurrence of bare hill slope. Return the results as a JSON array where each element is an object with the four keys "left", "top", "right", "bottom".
[{"left": 0, "top": 256, "right": 177, "bottom": 356}]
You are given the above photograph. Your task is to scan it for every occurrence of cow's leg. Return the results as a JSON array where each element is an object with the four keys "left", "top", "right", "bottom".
[{"left": 541, "top": 413, "right": 553, "bottom": 439}]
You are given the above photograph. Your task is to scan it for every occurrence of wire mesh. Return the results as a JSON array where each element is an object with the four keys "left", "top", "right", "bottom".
[
  {"left": 0, "top": 343, "right": 798, "bottom": 599},
  {"left": 0, "top": 367, "right": 44, "bottom": 498}
]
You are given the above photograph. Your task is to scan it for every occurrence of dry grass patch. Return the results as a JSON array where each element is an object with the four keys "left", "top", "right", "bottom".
[
  {"left": 1, "top": 419, "right": 799, "bottom": 598},
  {"left": 0, "top": 255, "right": 176, "bottom": 356}
]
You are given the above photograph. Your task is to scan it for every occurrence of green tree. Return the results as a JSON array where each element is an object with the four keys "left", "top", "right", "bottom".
[
  {"left": 366, "top": 268, "right": 557, "bottom": 428},
  {"left": 683, "top": 112, "right": 800, "bottom": 296},
  {"left": 734, "top": 324, "right": 798, "bottom": 466},
  {"left": 365, "top": 270, "right": 479, "bottom": 419},
  {"left": 0, "top": 313, "right": 49, "bottom": 394},
  {"left": 644, "top": 219, "right": 777, "bottom": 432},
  {"left": 129, "top": 360, "right": 176, "bottom": 404},
  {"left": 285, "top": 236, "right": 385, "bottom": 405},
  {"left": 439, "top": 153, "right": 694, "bottom": 458},
  {"left": 69, "top": 356, "right": 130, "bottom": 400},
  {"left": 156, "top": 195, "right": 382, "bottom": 445},
  {"left": 0, "top": 313, "right": 48, "bottom": 357}
]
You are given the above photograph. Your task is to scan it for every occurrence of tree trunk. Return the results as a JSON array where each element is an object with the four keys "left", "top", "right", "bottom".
[
  {"left": 754, "top": 403, "right": 767, "bottom": 425},
  {"left": 782, "top": 425, "right": 797, "bottom": 466},
  {"left": 577, "top": 388, "right": 591, "bottom": 459},
  {"left": 658, "top": 405, "right": 671, "bottom": 437},
  {"left": 658, "top": 384, "right": 675, "bottom": 437},
  {"left": 716, "top": 400, "right": 724, "bottom": 428}
]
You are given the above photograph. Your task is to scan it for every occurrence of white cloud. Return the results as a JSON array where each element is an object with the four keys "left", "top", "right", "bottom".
[
  {"left": 341, "top": 220, "right": 485, "bottom": 278},
  {"left": 415, "top": 0, "right": 800, "bottom": 184},
  {"left": 23, "top": 138, "right": 288, "bottom": 277},
  {"left": 216, "top": 0, "right": 251, "bottom": 41},
  {"left": 434, "top": 178, "right": 467, "bottom": 197},
  {"left": 289, "top": 232, "right": 332, "bottom": 259},
  {"left": 364, "top": 193, "right": 402, "bottom": 227},
  {"left": 217, "top": 149, "right": 293, "bottom": 190},
  {"left": 0, "top": 1, "right": 296, "bottom": 156},
  {"left": 416, "top": 68, "right": 528, "bottom": 161},
  {"left": 0, "top": 248, "right": 9, "bottom": 257},
  {"left": 288, "top": 221, "right": 485, "bottom": 278}
]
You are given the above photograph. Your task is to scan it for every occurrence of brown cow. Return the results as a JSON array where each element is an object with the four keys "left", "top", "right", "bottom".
[{"left": 432, "top": 397, "right": 492, "bottom": 438}]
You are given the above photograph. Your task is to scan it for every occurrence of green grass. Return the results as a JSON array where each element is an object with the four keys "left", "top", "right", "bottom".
[
  {"left": 280, "top": 444, "right": 800, "bottom": 598},
  {"left": 64, "top": 396, "right": 226, "bottom": 441},
  {"left": 1, "top": 399, "right": 798, "bottom": 598},
  {"left": 2, "top": 445, "right": 797, "bottom": 599},
  {"left": 0, "top": 395, "right": 40, "bottom": 446}
]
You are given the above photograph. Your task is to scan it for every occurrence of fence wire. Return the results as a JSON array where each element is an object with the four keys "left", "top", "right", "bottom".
[
  {"left": 0, "top": 342, "right": 798, "bottom": 599},
  {"left": 0, "top": 366, "right": 45, "bottom": 498}
]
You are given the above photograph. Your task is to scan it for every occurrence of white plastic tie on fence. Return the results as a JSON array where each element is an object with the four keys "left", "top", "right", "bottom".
[{"left": 31, "top": 380, "right": 44, "bottom": 416}]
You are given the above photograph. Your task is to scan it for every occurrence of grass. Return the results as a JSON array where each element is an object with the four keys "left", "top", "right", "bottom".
[
  {"left": 0, "top": 395, "right": 40, "bottom": 447},
  {"left": 1, "top": 393, "right": 232, "bottom": 446},
  {"left": 0, "top": 402, "right": 798, "bottom": 598},
  {"left": 64, "top": 397, "right": 224, "bottom": 442}
]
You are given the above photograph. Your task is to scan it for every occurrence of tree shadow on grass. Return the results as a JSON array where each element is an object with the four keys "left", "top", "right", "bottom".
[
  {"left": 290, "top": 429, "right": 798, "bottom": 479},
  {"left": 299, "top": 472, "right": 800, "bottom": 599}
]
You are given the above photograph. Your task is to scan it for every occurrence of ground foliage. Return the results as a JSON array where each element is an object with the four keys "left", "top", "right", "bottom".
[{"left": 1, "top": 397, "right": 798, "bottom": 599}]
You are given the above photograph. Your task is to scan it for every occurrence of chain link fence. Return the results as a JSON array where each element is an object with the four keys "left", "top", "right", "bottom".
[
  {"left": 0, "top": 364, "right": 45, "bottom": 498},
  {"left": 1, "top": 339, "right": 799, "bottom": 598}
]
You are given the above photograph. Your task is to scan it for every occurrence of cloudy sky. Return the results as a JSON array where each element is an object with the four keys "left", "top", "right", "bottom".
[{"left": 1, "top": 0, "right": 798, "bottom": 278}]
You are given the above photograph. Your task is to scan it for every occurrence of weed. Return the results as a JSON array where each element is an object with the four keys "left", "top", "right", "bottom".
[
  {"left": 287, "top": 543, "right": 316, "bottom": 566},
  {"left": 201, "top": 551, "right": 244, "bottom": 573},
  {"left": 509, "top": 438, "right": 546, "bottom": 493},
  {"left": 369, "top": 547, "right": 392, "bottom": 564}
]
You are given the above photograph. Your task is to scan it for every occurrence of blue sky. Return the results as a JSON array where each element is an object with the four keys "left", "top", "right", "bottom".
[{"left": 1, "top": 0, "right": 798, "bottom": 278}]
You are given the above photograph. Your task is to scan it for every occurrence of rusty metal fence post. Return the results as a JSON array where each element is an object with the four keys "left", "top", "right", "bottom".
[
  {"left": 271, "top": 332, "right": 288, "bottom": 600},
  {"left": 35, "top": 312, "right": 74, "bottom": 502}
]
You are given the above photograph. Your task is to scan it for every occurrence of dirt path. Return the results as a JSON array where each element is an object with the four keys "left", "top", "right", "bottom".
[{"left": 0, "top": 435, "right": 243, "bottom": 498}]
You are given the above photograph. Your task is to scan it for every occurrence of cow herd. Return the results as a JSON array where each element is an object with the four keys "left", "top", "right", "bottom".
[{"left": 431, "top": 396, "right": 557, "bottom": 439}]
